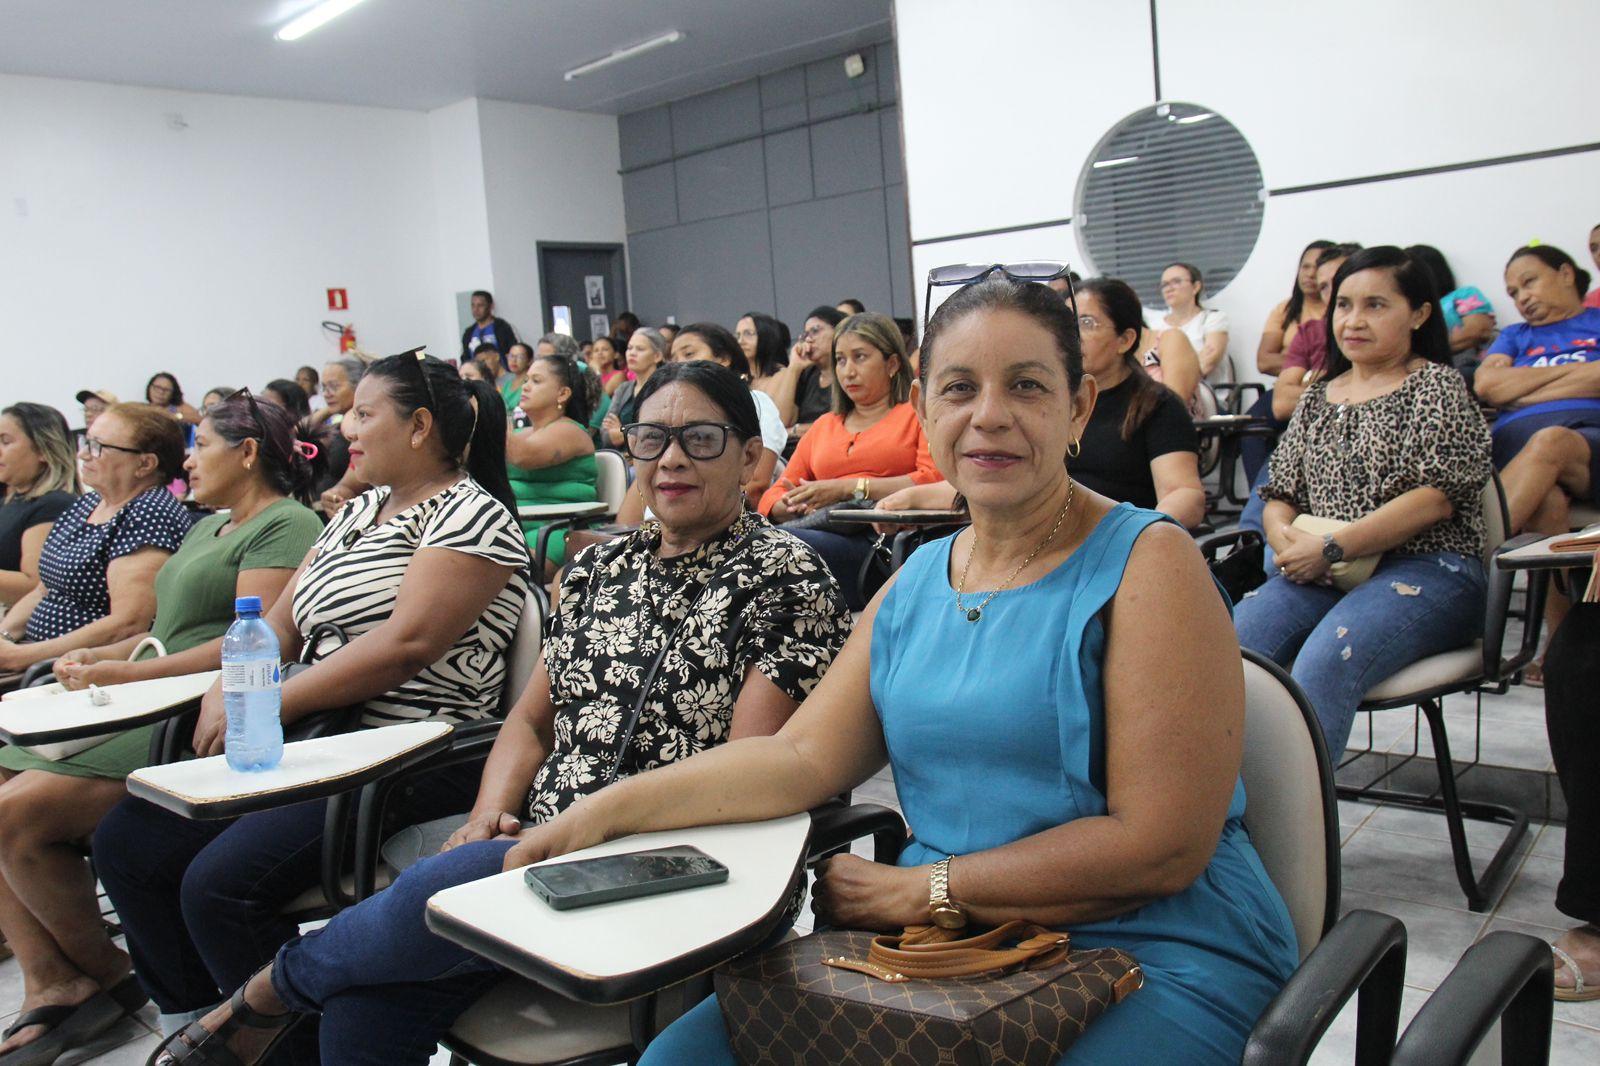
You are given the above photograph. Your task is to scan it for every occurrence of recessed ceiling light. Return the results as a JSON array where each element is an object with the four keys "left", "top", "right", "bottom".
[
  {"left": 1092, "top": 156, "right": 1140, "bottom": 169},
  {"left": 564, "top": 31, "right": 686, "bottom": 81},
  {"left": 276, "top": 0, "right": 371, "bottom": 43}
]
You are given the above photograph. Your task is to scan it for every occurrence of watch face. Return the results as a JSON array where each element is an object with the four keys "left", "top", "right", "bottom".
[{"left": 931, "top": 905, "right": 967, "bottom": 930}]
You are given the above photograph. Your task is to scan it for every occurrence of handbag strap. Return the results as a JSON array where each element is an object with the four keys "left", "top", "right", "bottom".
[{"left": 824, "top": 921, "right": 1071, "bottom": 983}]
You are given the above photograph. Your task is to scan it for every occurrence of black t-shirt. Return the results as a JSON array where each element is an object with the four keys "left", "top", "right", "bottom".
[
  {"left": 795, "top": 366, "right": 834, "bottom": 424},
  {"left": 1073, "top": 377, "right": 1197, "bottom": 509},
  {"left": 313, "top": 421, "right": 351, "bottom": 497},
  {"left": 0, "top": 490, "right": 76, "bottom": 572}
]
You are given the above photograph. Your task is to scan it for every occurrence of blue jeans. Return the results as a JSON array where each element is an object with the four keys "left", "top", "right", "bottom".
[
  {"left": 1237, "top": 466, "right": 1277, "bottom": 576},
  {"left": 1239, "top": 392, "right": 1285, "bottom": 488},
  {"left": 1234, "top": 553, "right": 1486, "bottom": 753},
  {"left": 92, "top": 763, "right": 479, "bottom": 1064},
  {"left": 266, "top": 837, "right": 515, "bottom": 1065}
]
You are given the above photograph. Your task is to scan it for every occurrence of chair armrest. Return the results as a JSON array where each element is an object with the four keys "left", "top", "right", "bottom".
[
  {"left": 1242, "top": 909, "right": 1407, "bottom": 1066},
  {"left": 807, "top": 802, "right": 906, "bottom": 866},
  {"left": 533, "top": 519, "right": 579, "bottom": 577},
  {"left": 1194, "top": 526, "right": 1263, "bottom": 562},
  {"left": 20, "top": 658, "right": 58, "bottom": 689},
  {"left": 1391, "top": 930, "right": 1553, "bottom": 1066},
  {"left": 346, "top": 718, "right": 507, "bottom": 901},
  {"left": 1485, "top": 536, "right": 1552, "bottom": 682}
]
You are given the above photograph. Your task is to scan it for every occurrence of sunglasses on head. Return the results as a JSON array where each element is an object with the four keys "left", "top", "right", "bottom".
[{"left": 922, "top": 262, "right": 1079, "bottom": 332}]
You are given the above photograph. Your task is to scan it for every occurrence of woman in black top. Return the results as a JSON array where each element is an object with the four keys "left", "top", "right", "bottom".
[
  {"left": 1073, "top": 278, "right": 1206, "bottom": 528},
  {"left": 0, "top": 404, "right": 80, "bottom": 607}
]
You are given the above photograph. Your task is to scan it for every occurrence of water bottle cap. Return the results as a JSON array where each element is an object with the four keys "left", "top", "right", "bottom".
[{"left": 235, "top": 596, "right": 264, "bottom": 614}]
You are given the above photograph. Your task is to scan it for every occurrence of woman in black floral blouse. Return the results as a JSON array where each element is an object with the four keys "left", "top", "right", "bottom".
[{"left": 155, "top": 361, "right": 852, "bottom": 1066}]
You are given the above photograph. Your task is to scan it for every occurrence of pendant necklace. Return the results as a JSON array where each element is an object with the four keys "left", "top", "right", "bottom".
[{"left": 954, "top": 479, "right": 1076, "bottom": 623}]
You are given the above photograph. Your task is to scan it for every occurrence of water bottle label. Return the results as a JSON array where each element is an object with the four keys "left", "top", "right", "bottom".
[{"left": 222, "top": 660, "right": 281, "bottom": 691}]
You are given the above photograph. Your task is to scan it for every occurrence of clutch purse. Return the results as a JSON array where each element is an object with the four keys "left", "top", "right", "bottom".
[
  {"left": 715, "top": 921, "right": 1142, "bottom": 1066},
  {"left": 1291, "top": 514, "right": 1380, "bottom": 591}
]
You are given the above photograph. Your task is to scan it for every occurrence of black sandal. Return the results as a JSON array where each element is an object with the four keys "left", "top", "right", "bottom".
[
  {"left": 146, "top": 980, "right": 301, "bottom": 1066},
  {"left": 0, "top": 977, "right": 142, "bottom": 1066}
]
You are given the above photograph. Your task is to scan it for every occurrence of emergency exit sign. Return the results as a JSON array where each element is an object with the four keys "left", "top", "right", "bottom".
[{"left": 327, "top": 288, "right": 348, "bottom": 311}]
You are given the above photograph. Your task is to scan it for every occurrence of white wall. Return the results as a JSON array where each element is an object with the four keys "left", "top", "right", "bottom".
[
  {"left": 0, "top": 76, "right": 627, "bottom": 420},
  {"left": 477, "top": 98, "right": 627, "bottom": 341},
  {"left": 897, "top": 0, "right": 1600, "bottom": 379},
  {"left": 0, "top": 73, "right": 443, "bottom": 418}
]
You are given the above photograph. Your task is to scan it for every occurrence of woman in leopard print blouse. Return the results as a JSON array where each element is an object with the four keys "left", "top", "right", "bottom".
[{"left": 1237, "top": 246, "right": 1492, "bottom": 753}]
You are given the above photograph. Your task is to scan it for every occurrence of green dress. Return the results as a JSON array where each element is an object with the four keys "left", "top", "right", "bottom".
[
  {"left": 507, "top": 419, "right": 599, "bottom": 568},
  {"left": 497, "top": 374, "right": 523, "bottom": 416},
  {"left": 0, "top": 498, "right": 323, "bottom": 779}
]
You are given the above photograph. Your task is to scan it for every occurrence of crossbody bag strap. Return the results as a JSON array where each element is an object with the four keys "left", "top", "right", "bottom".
[
  {"left": 824, "top": 921, "right": 1072, "bottom": 983},
  {"left": 602, "top": 527, "right": 760, "bottom": 784}
]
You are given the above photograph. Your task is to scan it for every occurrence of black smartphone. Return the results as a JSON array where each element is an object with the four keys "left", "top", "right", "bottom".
[{"left": 523, "top": 845, "right": 730, "bottom": 910}]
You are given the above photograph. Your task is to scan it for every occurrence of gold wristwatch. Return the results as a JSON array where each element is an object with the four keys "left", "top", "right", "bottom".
[
  {"left": 853, "top": 476, "right": 870, "bottom": 502},
  {"left": 928, "top": 857, "right": 968, "bottom": 930}
]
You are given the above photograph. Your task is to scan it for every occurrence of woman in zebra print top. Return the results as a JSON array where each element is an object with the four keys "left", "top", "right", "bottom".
[{"left": 93, "top": 353, "right": 533, "bottom": 1044}]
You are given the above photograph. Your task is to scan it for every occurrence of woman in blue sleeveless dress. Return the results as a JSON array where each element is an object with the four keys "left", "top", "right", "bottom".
[{"left": 506, "top": 275, "right": 1297, "bottom": 1064}]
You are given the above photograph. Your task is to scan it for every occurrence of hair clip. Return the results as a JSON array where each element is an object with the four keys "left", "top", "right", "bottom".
[{"left": 293, "top": 440, "right": 320, "bottom": 461}]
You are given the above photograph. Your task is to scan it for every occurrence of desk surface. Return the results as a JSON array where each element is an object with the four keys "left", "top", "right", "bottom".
[
  {"left": 828, "top": 508, "right": 968, "bottom": 527},
  {"left": 126, "top": 720, "right": 453, "bottom": 820},
  {"left": 426, "top": 814, "right": 812, "bottom": 1005},
  {"left": 0, "top": 670, "right": 218, "bottom": 746},
  {"left": 1498, "top": 532, "right": 1600, "bottom": 572},
  {"left": 517, "top": 501, "right": 607, "bottom": 520}
]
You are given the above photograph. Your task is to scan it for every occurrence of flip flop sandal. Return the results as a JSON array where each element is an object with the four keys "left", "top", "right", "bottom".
[
  {"left": 0, "top": 988, "right": 129, "bottom": 1066},
  {"left": 146, "top": 981, "right": 301, "bottom": 1066},
  {"left": 1553, "top": 944, "right": 1600, "bottom": 1002}
]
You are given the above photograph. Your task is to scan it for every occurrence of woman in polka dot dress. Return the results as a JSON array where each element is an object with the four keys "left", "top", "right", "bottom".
[{"left": 0, "top": 404, "right": 191, "bottom": 677}]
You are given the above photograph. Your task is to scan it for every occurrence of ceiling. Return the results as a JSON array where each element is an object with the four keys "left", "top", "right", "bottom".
[{"left": 0, "top": 0, "right": 894, "bottom": 114}]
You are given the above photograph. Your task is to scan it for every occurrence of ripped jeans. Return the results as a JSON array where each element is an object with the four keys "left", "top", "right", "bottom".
[{"left": 1234, "top": 552, "right": 1486, "bottom": 753}]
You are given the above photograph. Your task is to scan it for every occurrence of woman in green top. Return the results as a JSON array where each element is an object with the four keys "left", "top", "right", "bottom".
[
  {"left": 536, "top": 333, "right": 611, "bottom": 445},
  {"left": 506, "top": 353, "right": 597, "bottom": 576},
  {"left": 0, "top": 392, "right": 322, "bottom": 1060}
]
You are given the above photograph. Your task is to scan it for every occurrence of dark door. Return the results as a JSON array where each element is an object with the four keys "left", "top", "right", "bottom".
[{"left": 537, "top": 243, "right": 629, "bottom": 342}]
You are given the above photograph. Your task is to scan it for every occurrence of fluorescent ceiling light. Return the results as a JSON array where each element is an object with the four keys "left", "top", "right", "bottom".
[
  {"left": 1092, "top": 155, "right": 1140, "bottom": 169},
  {"left": 564, "top": 30, "right": 685, "bottom": 81},
  {"left": 276, "top": 0, "right": 371, "bottom": 42},
  {"left": 1176, "top": 112, "right": 1215, "bottom": 125}
]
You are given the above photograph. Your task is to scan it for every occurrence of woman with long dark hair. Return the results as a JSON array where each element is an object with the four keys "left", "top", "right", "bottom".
[
  {"left": 1237, "top": 246, "right": 1489, "bottom": 753},
  {"left": 736, "top": 311, "right": 791, "bottom": 400},
  {"left": 92, "top": 352, "right": 530, "bottom": 1045},
  {"left": 1073, "top": 278, "right": 1206, "bottom": 529},
  {"left": 1256, "top": 240, "right": 1335, "bottom": 376}
]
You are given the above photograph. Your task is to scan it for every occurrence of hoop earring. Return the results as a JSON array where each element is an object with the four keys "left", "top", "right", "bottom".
[{"left": 1067, "top": 437, "right": 1081, "bottom": 460}]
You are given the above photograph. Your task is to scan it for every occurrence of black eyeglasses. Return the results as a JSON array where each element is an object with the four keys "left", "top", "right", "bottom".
[
  {"left": 397, "top": 346, "right": 439, "bottom": 413},
  {"left": 227, "top": 387, "right": 268, "bottom": 439},
  {"left": 923, "top": 262, "right": 1079, "bottom": 331},
  {"left": 622, "top": 421, "right": 741, "bottom": 461},
  {"left": 79, "top": 438, "right": 145, "bottom": 459}
]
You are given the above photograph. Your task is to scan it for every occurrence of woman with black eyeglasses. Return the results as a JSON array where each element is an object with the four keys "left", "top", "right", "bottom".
[
  {"left": 0, "top": 395, "right": 325, "bottom": 1062},
  {"left": 0, "top": 403, "right": 190, "bottom": 680},
  {"left": 91, "top": 354, "right": 531, "bottom": 1050},
  {"left": 131, "top": 361, "right": 850, "bottom": 1066}
]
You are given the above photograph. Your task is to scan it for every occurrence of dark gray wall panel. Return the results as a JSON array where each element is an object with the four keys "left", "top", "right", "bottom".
[
  {"left": 805, "top": 55, "right": 877, "bottom": 121},
  {"left": 811, "top": 112, "right": 884, "bottom": 199},
  {"left": 770, "top": 189, "right": 891, "bottom": 327},
  {"left": 879, "top": 105, "right": 903, "bottom": 184},
  {"left": 675, "top": 140, "right": 766, "bottom": 223},
  {"left": 621, "top": 162, "right": 677, "bottom": 233},
  {"left": 884, "top": 183, "right": 912, "bottom": 319},
  {"left": 875, "top": 42, "right": 898, "bottom": 103},
  {"left": 764, "top": 128, "right": 813, "bottom": 207},
  {"left": 670, "top": 80, "right": 760, "bottom": 155},
  {"left": 760, "top": 67, "right": 807, "bottom": 131},
  {"left": 627, "top": 211, "right": 776, "bottom": 328},
  {"left": 618, "top": 106, "right": 672, "bottom": 169}
]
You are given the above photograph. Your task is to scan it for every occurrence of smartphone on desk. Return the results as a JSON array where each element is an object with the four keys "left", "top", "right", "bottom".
[{"left": 523, "top": 845, "right": 729, "bottom": 910}]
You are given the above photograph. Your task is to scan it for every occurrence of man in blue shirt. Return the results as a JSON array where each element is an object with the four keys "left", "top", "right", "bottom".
[{"left": 459, "top": 290, "right": 517, "bottom": 360}]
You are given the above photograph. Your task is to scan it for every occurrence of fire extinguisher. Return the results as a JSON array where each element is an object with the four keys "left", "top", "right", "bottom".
[{"left": 321, "top": 320, "right": 357, "bottom": 353}]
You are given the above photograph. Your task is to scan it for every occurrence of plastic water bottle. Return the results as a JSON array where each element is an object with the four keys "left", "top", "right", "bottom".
[{"left": 222, "top": 596, "right": 284, "bottom": 772}]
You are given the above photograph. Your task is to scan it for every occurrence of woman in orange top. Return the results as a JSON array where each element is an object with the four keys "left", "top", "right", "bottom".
[{"left": 759, "top": 312, "right": 941, "bottom": 607}]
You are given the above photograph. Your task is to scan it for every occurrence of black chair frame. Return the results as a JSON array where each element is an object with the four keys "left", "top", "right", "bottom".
[{"left": 1390, "top": 930, "right": 1553, "bottom": 1066}]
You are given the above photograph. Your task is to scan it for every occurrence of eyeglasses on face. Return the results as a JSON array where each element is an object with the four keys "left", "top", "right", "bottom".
[
  {"left": 80, "top": 438, "right": 145, "bottom": 459},
  {"left": 801, "top": 323, "right": 831, "bottom": 341},
  {"left": 923, "top": 261, "right": 1079, "bottom": 332},
  {"left": 622, "top": 421, "right": 741, "bottom": 462}
]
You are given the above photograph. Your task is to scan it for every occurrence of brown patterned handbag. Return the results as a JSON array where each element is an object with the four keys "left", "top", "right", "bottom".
[{"left": 715, "top": 921, "right": 1142, "bottom": 1065}]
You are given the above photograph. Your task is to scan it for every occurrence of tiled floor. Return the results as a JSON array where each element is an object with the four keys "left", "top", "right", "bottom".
[{"left": 7, "top": 679, "right": 1589, "bottom": 1064}]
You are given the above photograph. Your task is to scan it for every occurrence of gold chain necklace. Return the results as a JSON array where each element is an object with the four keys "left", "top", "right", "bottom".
[{"left": 954, "top": 479, "right": 1076, "bottom": 623}]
